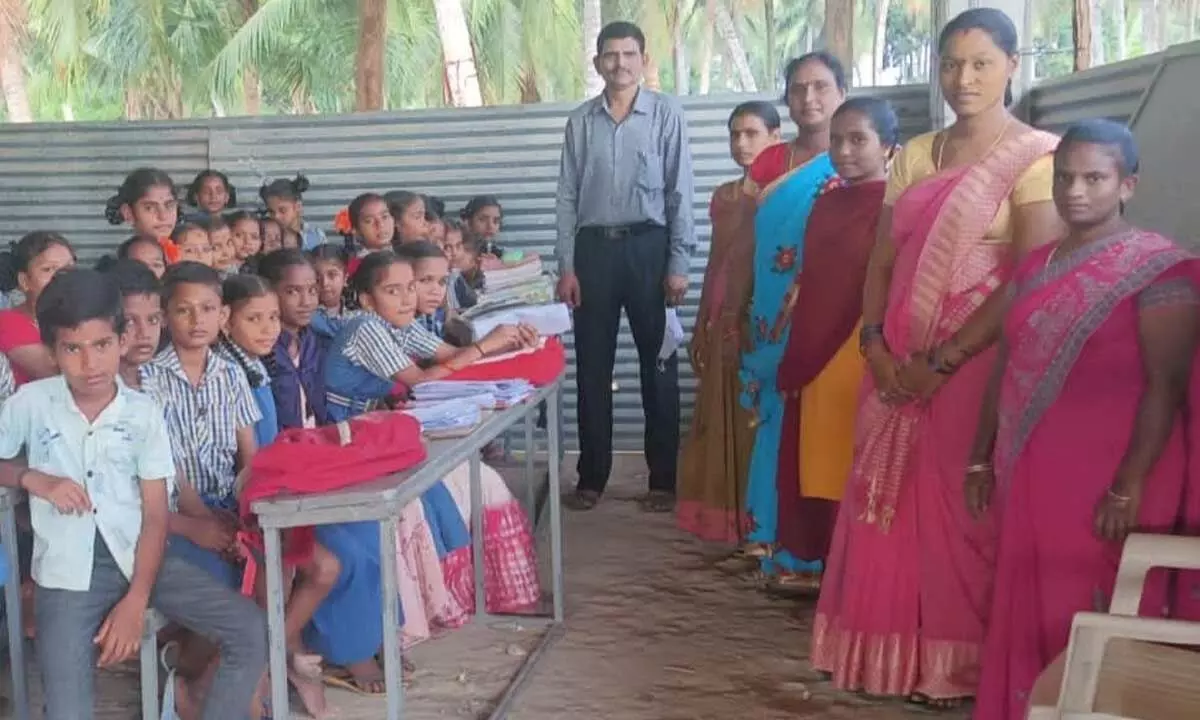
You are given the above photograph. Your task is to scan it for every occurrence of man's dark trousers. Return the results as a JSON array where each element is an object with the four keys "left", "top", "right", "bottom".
[{"left": 572, "top": 223, "right": 680, "bottom": 495}]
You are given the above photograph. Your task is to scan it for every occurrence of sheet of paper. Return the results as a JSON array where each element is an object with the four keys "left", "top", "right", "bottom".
[{"left": 471, "top": 303, "right": 572, "bottom": 340}]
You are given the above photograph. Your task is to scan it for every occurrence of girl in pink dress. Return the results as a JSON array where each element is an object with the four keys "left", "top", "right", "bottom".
[{"left": 970, "top": 121, "right": 1200, "bottom": 720}]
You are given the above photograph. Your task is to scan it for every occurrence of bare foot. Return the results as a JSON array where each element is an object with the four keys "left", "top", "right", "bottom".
[
  {"left": 289, "top": 653, "right": 329, "bottom": 718},
  {"left": 173, "top": 673, "right": 200, "bottom": 720}
]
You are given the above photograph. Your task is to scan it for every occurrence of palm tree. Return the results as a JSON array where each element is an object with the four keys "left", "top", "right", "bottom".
[
  {"left": 872, "top": 0, "right": 891, "bottom": 84},
  {"left": 466, "top": 0, "right": 581, "bottom": 105},
  {"left": 356, "top": 0, "right": 387, "bottom": 110},
  {"left": 434, "top": 0, "right": 482, "bottom": 106},
  {"left": 582, "top": 0, "right": 603, "bottom": 96},
  {"left": 825, "top": 0, "right": 854, "bottom": 73},
  {"left": 0, "top": 0, "right": 32, "bottom": 121}
]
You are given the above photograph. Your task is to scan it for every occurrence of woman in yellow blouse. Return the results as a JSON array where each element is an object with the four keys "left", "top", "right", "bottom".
[{"left": 810, "top": 7, "right": 1062, "bottom": 708}]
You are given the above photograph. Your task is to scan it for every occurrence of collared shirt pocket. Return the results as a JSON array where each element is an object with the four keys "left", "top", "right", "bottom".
[{"left": 636, "top": 150, "right": 665, "bottom": 193}]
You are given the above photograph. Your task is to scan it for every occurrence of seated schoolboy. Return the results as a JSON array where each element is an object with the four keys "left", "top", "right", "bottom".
[
  {"left": 101, "top": 259, "right": 164, "bottom": 389},
  {"left": 138, "top": 262, "right": 260, "bottom": 587},
  {"left": 0, "top": 268, "right": 265, "bottom": 720}
]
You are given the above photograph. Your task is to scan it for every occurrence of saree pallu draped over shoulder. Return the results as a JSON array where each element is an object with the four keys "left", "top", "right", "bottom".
[
  {"left": 810, "top": 130, "right": 1058, "bottom": 702},
  {"left": 977, "top": 230, "right": 1200, "bottom": 720},
  {"left": 739, "top": 151, "right": 837, "bottom": 574},
  {"left": 676, "top": 180, "right": 758, "bottom": 543},
  {"left": 774, "top": 180, "right": 886, "bottom": 563}
]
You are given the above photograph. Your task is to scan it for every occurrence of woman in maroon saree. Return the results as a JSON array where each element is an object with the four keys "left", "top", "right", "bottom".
[
  {"left": 969, "top": 122, "right": 1200, "bottom": 720},
  {"left": 769, "top": 98, "right": 896, "bottom": 594}
]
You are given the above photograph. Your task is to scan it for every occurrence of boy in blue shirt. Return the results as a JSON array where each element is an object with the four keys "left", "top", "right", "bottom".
[{"left": 0, "top": 267, "right": 266, "bottom": 720}]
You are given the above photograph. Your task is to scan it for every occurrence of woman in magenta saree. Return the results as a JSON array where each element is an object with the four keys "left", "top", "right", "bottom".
[
  {"left": 970, "top": 122, "right": 1200, "bottom": 720},
  {"left": 811, "top": 9, "right": 1061, "bottom": 706}
]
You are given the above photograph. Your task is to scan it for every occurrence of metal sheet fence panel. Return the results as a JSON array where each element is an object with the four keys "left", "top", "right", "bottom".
[
  {"left": 0, "top": 122, "right": 211, "bottom": 257},
  {"left": 0, "top": 85, "right": 929, "bottom": 451},
  {"left": 1027, "top": 52, "right": 1163, "bottom": 133}
]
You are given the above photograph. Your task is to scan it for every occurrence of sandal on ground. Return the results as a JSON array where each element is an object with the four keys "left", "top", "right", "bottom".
[
  {"left": 764, "top": 571, "right": 822, "bottom": 598},
  {"left": 908, "top": 692, "right": 967, "bottom": 710},
  {"left": 637, "top": 490, "right": 676, "bottom": 513},
  {"left": 323, "top": 666, "right": 388, "bottom": 696},
  {"left": 563, "top": 489, "right": 601, "bottom": 511}
]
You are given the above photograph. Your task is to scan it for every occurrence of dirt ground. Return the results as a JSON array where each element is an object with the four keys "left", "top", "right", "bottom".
[{"left": 3, "top": 454, "right": 969, "bottom": 719}]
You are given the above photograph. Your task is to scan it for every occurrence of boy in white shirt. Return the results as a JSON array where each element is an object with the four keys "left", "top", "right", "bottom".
[{"left": 0, "top": 267, "right": 266, "bottom": 720}]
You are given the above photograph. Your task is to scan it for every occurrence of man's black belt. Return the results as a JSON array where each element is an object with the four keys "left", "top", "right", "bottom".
[{"left": 578, "top": 222, "right": 664, "bottom": 240}]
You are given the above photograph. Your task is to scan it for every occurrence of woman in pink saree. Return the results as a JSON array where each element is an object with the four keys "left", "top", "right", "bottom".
[
  {"left": 968, "top": 122, "right": 1200, "bottom": 720},
  {"left": 810, "top": 9, "right": 1061, "bottom": 708}
]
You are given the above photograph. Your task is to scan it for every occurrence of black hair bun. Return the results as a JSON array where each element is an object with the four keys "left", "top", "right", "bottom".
[{"left": 104, "top": 195, "right": 124, "bottom": 225}]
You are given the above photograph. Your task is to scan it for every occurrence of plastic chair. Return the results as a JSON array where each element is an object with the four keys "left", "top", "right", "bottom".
[{"left": 1026, "top": 533, "right": 1200, "bottom": 720}]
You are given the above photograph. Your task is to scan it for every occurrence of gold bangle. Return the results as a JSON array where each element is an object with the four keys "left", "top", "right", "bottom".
[
  {"left": 965, "top": 463, "right": 992, "bottom": 475},
  {"left": 1107, "top": 488, "right": 1132, "bottom": 503}
]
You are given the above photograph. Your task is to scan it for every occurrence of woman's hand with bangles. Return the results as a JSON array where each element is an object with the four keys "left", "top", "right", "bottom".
[
  {"left": 866, "top": 344, "right": 913, "bottom": 406},
  {"left": 1093, "top": 481, "right": 1142, "bottom": 542},
  {"left": 964, "top": 463, "right": 994, "bottom": 519}
]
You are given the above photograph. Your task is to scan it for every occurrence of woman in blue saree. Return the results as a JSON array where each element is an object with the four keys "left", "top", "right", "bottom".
[{"left": 737, "top": 51, "right": 846, "bottom": 583}]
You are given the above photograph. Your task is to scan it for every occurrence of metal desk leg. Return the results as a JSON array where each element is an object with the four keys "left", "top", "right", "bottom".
[
  {"left": 264, "top": 528, "right": 290, "bottom": 720},
  {"left": 469, "top": 455, "right": 486, "bottom": 621},
  {"left": 523, "top": 407, "right": 536, "bottom": 516},
  {"left": 0, "top": 506, "right": 28, "bottom": 720},
  {"left": 139, "top": 621, "right": 159, "bottom": 720},
  {"left": 379, "top": 517, "right": 403, "bottom": 720},
  {"left": 547, "top": 387, "right": 564, "bottom": 623}
]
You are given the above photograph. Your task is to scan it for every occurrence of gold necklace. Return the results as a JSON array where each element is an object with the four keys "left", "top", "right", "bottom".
[{"left": 935, "top": 114, "right": 1013, "bottom": 171}]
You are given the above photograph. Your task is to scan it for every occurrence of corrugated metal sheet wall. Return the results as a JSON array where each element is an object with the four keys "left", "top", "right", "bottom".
[
  {"left": 1027, "top": 51, "right": 1162, "bottom": 132},
  {"left": 0, "top": 85, "right": 930, "bottom": 451}
]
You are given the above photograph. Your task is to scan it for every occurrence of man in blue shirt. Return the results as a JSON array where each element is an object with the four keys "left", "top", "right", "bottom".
[{"left": 556, "top": 21, "right": 696, "bottom": 513}]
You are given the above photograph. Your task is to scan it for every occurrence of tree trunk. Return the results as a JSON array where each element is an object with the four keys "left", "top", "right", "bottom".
[
  {"left": 433, "top": 0, "right": 482, "bottom": 107},
  {"left": 1074, "top": 0, "right": 1093, "bottom": 70},
  {"left": 766, "top": 0, "right": 777, "bottom": 88},
  {"left": 1114, "top": 0, "right": 1128, "bottom": 59},
  {"left": 714, "top": 3, "right": 757, "bottom": 91},
  {"left": 582, "top": 0, "right": 603, "bottom": 97},
  {"left": 355, "top": 0, "right": 387, "bottom": 111},
  {"left": 1090, "top": 0, "right": 1106, "bottom": 64},
  {"left": 672, "top": 0, "right": 689, "bottom": 95},
  {"left": 824, "top": 0, "right": 854, "bottom": 75},
  {"left": 0, "top": 0, "right": 31, "bottom": 122},
  {"left": 240, "top": 0, "right": 261, "bottom": 114},
  {"left": 1139, "top": 0, "right": 1158, "bottom": 53},
  {"left": 872, "top": 0, "right": 890, "bottom": 84},
  {"left": 698, "top": 0, "right": 715, "bottom": 94},
  {"left": 644, "top": 53, "right": 662, "bottom": 90},
  {"left": 1156, "top": 0, "right": 1170, "bottom": 48}
]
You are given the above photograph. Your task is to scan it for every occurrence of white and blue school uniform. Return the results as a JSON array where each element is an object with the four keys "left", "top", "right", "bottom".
[
  {"left": 303, "top": 312, "right": 469, "bottom": 666},
  {"left": 0, "top": 376, "right": 177, "bottom": 591},
  {"left": 216, "top": 341, "right": 279, "bottom": 449},
  {"left": 139, "top": 345, "right": 261, "bottom": 587}
]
